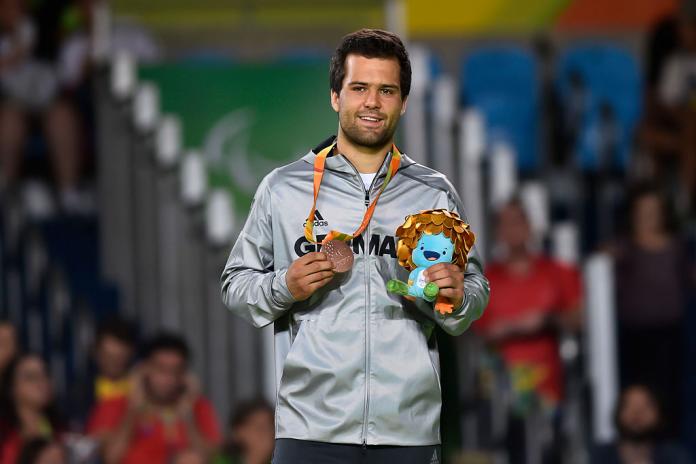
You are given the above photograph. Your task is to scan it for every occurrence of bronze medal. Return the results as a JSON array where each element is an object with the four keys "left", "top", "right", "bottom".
[{"left": 323, "top": 239, "right": 354, "bottom": 273}]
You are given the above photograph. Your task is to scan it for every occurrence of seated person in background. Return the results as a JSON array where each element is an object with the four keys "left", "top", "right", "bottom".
[
  {"left": 87, "top": 333, "right": 221, "bottom": 464},
  {"left": 475, "top": 198, "right": 582, "bottom": 410},
  {"left": 71, "top": 317, "right": 136, "bottom": 425},
  {"left": 214, "top": 398, "right": 274, "bottom": 464},
  {"left": 0, "top": 0, "right": 89, "bottom": 214},
  {"left": 641, "top": 0, "right": 696, "bottom": 212},
  {"left": 0, "top": 320, "right": 17, "bottom": 378},
  {"left": 611, "top": 185, "right": 691, "bottom": 439},
  {"left": 0, "top": 353, "right": 64, "bottom": 464},
  {"left": 93, "top": 318, "right": 136, "bottom": 403},
  {"left": 17, "top": 437, "right": 67, "bottom": 464},
  {"left": 591, "top": 385, "right": 692, "bottom": 464}
]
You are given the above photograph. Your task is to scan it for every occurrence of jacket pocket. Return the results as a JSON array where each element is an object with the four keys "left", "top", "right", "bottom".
[
  {"left": 275, "top": 317, "right": 367, "bottom": 441},
  {"left": 277, "top": 319, "right": 309, "bottom": 387},
  {"left": 367, "top": 318, "right": 441, "bottom": 442}
]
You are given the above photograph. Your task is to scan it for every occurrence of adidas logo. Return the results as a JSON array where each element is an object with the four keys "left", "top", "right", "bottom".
[
  {"left": 303, "top": 209, "right": 329, "bottom": 228},
  {"left": 429, "top": 450, "right": 439, "bottom": 464}
]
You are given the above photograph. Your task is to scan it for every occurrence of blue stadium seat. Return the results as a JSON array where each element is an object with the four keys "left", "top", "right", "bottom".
[
  {"left": 460, "top": 46, "right": 541, "bottom": 173},
  {"left": 556, "top": 43, "right": 643, "bottom": 172}
]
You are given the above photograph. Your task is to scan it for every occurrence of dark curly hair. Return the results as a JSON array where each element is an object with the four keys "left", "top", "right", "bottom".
[
  {"left": 142, "top": 333, "right": 190, "bottom": 364},
  {"left": 330, "top": 28, "right": 411, "bottom": 99},
  {"left": 224, "top": 398, "right": 274, "bottom": 456}
]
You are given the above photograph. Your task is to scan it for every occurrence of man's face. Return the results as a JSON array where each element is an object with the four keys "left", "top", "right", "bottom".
[
  {"left": 495, "top": 204, "right": 531, "bottom": 252},
  {"left": 95, "top": 335, "right": 133, "bottom": 380},
  {"left": 35, "top": 444, "right": 67, "bottom": 464},
  {"left": 331, "top": 54, "right": 407, "bottom": 150},
  {"left": 233, "top": 409, "right": 275, "bottom": 460},
  {"left": 144, "top": 350, "right": 186, "bottom": 404},
  {"left": 618, "top": 387, "right": 660, "bottom": 442},
  {"left": 14, "top": 356, "right": 52, "bottom": 409},
  {"left": 632, "top": 194, "right": 663, "bottom": 236}
]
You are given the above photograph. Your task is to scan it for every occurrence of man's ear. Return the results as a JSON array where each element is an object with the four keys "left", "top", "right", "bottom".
[
  {"left": 400, "top": 95, "right": 409, "bottom": 115},
  {"left": 330, "top": 89, "right": 340, "bottom": 113}
]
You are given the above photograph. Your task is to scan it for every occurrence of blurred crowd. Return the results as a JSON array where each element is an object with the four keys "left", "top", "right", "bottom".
[
  {"left": 0, "top": 318, "right": 276, "bottom": 464},
  {"left": 0, "top": 0, "right": 157, "bottom": 219},
  {"left": 0, "top": 0, "right": 696, "bottom": 463},
  {"left": 476, "top": 188, "right": 694, "bottom": 463},
  {"left": 0, "top": 0, "right": 95, "bottom": 217}
]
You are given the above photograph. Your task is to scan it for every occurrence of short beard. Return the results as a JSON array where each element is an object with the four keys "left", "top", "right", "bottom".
[{"left": 339, "top": 113, "right": 397, "bottom": 149}]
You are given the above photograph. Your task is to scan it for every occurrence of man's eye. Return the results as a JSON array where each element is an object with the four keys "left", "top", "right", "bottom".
[
  {"left": 353, "top": 87, "right": 366, "bottom": 92},
  {"left": 381, "top": 88, "right": 394, "bottom": 95}
]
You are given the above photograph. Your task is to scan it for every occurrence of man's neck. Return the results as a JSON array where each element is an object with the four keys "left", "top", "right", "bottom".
[
  {"left": 335, "top": 132, "right": 392, "bottom": 174},
  {"left": 504, "top": 246, "right": 532, "bottom": 273}
]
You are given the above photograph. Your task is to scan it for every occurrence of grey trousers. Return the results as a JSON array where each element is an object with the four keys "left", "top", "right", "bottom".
[{"left": 272, "top": 438, "right": 441, "bottom": 464}]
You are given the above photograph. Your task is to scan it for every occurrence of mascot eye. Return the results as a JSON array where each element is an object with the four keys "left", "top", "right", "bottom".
[
  {"left": 443, "top": 250, "right": 447, "bottom": 254},
  {"left": 420, "top": 246, "right": 424, "bottom": 250}
]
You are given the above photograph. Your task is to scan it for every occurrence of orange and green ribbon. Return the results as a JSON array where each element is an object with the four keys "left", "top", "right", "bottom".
[{"left": 304, "top": 142, "right": 402, "bottom": 245}]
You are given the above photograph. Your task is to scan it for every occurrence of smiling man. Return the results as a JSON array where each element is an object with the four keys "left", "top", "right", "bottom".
[{"left": 221, "top": 29, "right": 490, "bottom": 464}]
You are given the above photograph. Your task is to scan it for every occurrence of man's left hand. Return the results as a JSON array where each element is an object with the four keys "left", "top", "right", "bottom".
[{"left": 423, "top": 263, "right": 465, "bottom": 308}]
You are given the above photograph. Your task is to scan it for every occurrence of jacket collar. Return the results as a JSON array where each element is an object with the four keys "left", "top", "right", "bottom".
[{"left": 301, "top": 135, "right": 416, "bottom": 178}]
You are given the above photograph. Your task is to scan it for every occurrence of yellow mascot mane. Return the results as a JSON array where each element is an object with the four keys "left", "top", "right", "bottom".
[{"left": 395, "top": 209, "right": 476, "bottom": 272}]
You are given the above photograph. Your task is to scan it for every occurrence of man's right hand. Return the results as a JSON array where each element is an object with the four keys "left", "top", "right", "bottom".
[{"left": 286, "top": 252, "right": 335, "bottom": 301}]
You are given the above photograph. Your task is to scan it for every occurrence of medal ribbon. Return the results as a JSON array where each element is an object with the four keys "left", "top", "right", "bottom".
[{"left": 304, "top": 142, "right": 401, "bottom": 245}]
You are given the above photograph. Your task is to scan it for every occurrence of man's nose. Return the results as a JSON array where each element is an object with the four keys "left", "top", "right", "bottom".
[{"left": 363, "top": 88, "right": 381, "bottom": 109}]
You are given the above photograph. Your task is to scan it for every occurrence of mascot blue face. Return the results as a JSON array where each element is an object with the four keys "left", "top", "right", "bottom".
[{"left": 412, "top": 233, "right": 454, "bottom": 268}]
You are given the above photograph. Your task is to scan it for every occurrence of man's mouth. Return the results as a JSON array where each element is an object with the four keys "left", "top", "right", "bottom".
[{"left": 358, "top": 114, "right": 384, "bottom": 125}]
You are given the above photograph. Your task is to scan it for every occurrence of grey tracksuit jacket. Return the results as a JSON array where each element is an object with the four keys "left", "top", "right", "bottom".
[{"left": 220, "top": 137, "right": 490, "bottom": 446}]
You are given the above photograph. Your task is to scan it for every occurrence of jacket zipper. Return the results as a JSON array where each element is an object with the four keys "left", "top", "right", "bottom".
[
  {"left": 362, "top": 186, "right": 372, "bottom": 445},
  {"left": 340, "top": 153, "right": 387, "bottom": 446}
]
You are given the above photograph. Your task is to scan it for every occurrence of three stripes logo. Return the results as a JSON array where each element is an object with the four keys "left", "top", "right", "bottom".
[
  {"left": 303, "top": 209, "right": 329, "bottom": 228},
  {"left": 429, "top": 450, "right": 439, "bottom": 464}
]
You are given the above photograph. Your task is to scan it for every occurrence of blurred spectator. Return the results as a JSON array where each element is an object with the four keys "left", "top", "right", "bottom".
[
  {"left": 591, "top": 385, "right": 692, "bottom": 464},
  {"left": 93, "top": 317, "right": 136, "bottom": 403},
  {"left": 214, "top": 398, "right": 274, "bottom": 464},
  {"left": 17, "top": 437, "right": 67, "bottom": 464},
  {"left": 0, "top": 320, "right": 17, "bottom": 377},
  {"left": 0, "top": 0, "right": 90, "bottom": 214},
  {"left": 474, "top": 198, "right": 582, "bottom": 463},
  {"left": 612, "top": 185, "right": 692, "bottom": 438},
  {"left": 87, "top": 333, "right": 221, "bottom": 464},
  {"left": 69, "top": 317, "right": 137, "bottom": 424},
  {"left": 0, "top": 353, "right": 64, "bottom": 464},
  {"left": 475, "top": 198, "right": 583, "bottom": 410},
  {"left": 641, "top": 0, "right": 696, "bottom": 213},
  {"left": 59, "top": 0, "right": 161, "bottom": 83}
]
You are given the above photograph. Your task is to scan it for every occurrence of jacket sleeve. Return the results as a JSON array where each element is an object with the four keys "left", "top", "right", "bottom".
[
  {"left": 220, "top": 173, "right": 296, "bottom": 328},
  {"left": 413, "top": 184, "right": 490, "bottom": 336}
]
